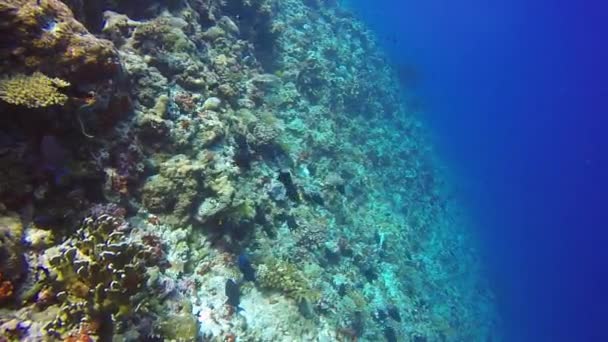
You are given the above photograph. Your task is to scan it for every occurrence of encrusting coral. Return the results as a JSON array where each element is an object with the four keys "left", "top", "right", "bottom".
[{"left": 0, "top": 72, "right": 70, "bottom": 108}]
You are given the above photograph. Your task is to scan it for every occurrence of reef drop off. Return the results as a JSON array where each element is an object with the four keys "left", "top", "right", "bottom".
[{"left": 0, "top": 0, "right": 499, "bottom": 341}]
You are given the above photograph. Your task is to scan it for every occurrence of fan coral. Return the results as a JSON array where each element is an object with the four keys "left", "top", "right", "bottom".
[{"left": 0, "top": 72, "right": 69, "bottom": 108}]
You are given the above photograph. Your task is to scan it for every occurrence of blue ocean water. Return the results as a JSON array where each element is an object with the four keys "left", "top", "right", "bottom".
[{"left": 346, "top": 0, "right": 608, "bottom": 341}]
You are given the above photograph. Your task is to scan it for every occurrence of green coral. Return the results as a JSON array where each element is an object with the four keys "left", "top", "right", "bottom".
[
  {"left": 257, "top": 258, "right": 319, "bottom": 304},
  {"left": 159, "top": 312, "right": 199, "bottom": 341},
  {"left": 0, "top": 72, "right": 69, "bottom": 108},
  {"left": 142, "top": 174, "right": 176, "bottom": 212},
  {"left": 227, "top": 198, "right": 257, "bottom": 222},
  {"left": 142, "top": 155, "right": 204, "bottom": 224},
  {"left": 133, "top": 17, "right": 194, "bottom": 54}
]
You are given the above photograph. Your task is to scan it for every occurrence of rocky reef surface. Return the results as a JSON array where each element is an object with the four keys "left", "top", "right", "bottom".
[{"left": 0, "top": 0, "right": 500, "bottom": 341}]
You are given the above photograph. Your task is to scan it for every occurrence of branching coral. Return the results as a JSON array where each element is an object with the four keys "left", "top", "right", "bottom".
[
  {"left": 39, "top": 207, "right": 153, "bottom": 338},
  {"left": 0, "top": 72, "right": 69, "bottom": 108}
]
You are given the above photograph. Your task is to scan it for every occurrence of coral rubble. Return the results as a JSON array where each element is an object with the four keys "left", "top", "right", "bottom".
[{"left": 0, "top": 0, "right": 501, "bottom": 341}]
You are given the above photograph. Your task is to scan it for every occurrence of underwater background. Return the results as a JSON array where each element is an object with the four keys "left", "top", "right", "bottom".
[
  {"left": 0, "top": 0, "right": 605, "bottom": 341},
  {"left": 345, "top": 0, "right": 608, "bottom": 341}
]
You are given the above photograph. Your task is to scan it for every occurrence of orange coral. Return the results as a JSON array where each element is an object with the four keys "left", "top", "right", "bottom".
[
  {"left": 64, "top": 332, "right": 92, "bottom": 342},
  {"left": 0, "top": 272, "right": 14, "bottom": 301},
  {"left": 63, "top": 322, "right": 98, "bottom": 342},
  {"left": 64, "top": 330, "right": 93, "bottom": 342}
]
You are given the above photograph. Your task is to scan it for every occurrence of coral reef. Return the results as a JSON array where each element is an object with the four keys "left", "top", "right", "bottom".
[{"left": 0, "top": 0, "right": 501, "bottom": 341}]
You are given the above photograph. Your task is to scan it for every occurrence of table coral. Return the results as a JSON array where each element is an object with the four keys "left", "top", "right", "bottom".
[{"left": 0, "top": 72, "right": 69, "bottom": 108}]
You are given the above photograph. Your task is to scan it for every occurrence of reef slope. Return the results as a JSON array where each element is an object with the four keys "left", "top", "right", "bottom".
[{"left": 0, "top": 0, "right": 499, "bottom": 341}]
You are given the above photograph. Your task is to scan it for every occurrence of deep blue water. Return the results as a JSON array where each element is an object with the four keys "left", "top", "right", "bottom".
[{"left": 346, "top": 0, "right": 608, "bottom": 341}]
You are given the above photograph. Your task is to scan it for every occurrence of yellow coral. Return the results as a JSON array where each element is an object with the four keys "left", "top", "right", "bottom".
[
  {"left": 0, "top": 72, "right": 70, "bottom": 108},
  {"left": 210, "top": 174, "right": 235, "bottom": 199},
  {"left": 0, "top": 210, "right": 23, "bottom": 240},
  {"left": 257, "top": 259, "right": 319, "bottom": 303}
]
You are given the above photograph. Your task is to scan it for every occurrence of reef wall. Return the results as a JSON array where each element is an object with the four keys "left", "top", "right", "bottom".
[{"left": 0, "top": 0, "right": 499, "bottom": 341}]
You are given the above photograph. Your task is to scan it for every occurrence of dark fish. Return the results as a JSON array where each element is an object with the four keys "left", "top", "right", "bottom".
[
  {"left": 373, "top": 308, "right": 387, "bottom": 323},
  {"left": 384, "top": 326, "right": 397, "bottom": 342},
  {"left": 277, "top": 170, "right": 299, "bottom": 202},
  {"left": 40, "top": 135, "right": 70, "bottom": 184},
  {"left": 225, "top": 279, "right": 241, "bottom": 309},
  {"left": 237, "top": 254, "right": 256, "bottom": 282},
  {"left": 41, "top": 135, "right": 67, "bottom": 165},
  {"left": 394, "top": 63, "right": 420, "bottom": 89},
  {"left": 33, "top": 215, "right": 63, "bottom": 229},
  {"left": 387, "top": 304, "right": 401, "bottom": 322},
  {"left": 385, "top": 34, "right": 399, "bottom": 45}
]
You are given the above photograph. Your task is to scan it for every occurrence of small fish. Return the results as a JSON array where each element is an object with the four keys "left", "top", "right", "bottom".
[
  {"left": 33, "top": 215, "right": 63, "bottom": 229},
  {"left": 225, "top": 279, "right": 241, "bottom": 310},
  {"left": 237, "top": 254, "right": 256, "bottom": 282}
]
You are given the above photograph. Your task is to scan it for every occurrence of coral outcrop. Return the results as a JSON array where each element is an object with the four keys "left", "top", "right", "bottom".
[{"left": 0, "top": 0, "right": 120, "bottom": 84}]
